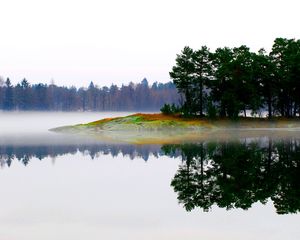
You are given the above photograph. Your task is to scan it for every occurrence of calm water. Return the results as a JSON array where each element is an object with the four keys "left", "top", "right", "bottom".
[{"left": 0, "top": 112, "right": 299, "bottom": 240}]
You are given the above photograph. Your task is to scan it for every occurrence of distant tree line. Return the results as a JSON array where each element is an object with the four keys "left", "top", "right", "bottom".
[
  {"left": 167, "top": 38, "right": 300, "bottom": 118},
  {"left": 0, "top": 78, "right": 180, "bottom": 111}
]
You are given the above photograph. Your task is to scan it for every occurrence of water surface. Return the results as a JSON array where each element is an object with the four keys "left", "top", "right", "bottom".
[{"left": 0, "top": 112, "right": 299, "bottom": 240}]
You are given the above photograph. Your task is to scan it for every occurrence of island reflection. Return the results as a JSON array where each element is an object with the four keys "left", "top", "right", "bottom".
[{"left": 0, "top": 136, "right": 299, "bottom": 215}]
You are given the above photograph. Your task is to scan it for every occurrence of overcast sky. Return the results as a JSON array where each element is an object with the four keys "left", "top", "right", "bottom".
[{"left": 0, "top": 0, "right": 300, "bottom": 87}]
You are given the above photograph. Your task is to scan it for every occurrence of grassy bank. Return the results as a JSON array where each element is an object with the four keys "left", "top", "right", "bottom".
[
  {"left": 50, "top": 113, "right": 300, "bottom": 144},
  {"left": 51, "top": 113, "right": 300, "bottom": 132}
]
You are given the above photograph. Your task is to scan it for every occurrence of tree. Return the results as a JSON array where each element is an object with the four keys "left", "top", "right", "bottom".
[
  {"left": 270, "top": 38, "right": 300, "bottom": 117},
  {"left": 192, "top": 46, "right": 213, "bottom": 116},
  {"left": 210, "top": 46, "right": 257, "bottom": 118},
  {"left": 3, "top": 78, "right": 14, "bottom": 110},
  {"left": 169, "top": 46, "right": 196, "bottom": 115},
  {"left": 210, "top": 47, "right": 234, "bottom": 117},
  {"left": 253, "top": 49, "right": 277, "bottom": 118},
  {"left": 231, "top": 46, "right": 259, "bottom": 117},
  {"left": 87, "top": 81, "right": 97, "bottom": 110},
  {"left": 169, "top": 38, "right": 300, "bottom": 118}
]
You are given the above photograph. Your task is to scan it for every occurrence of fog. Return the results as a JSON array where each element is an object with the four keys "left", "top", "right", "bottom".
[
  {"left": 0, "top": 111, "right": 135, "bottom": 145},
  {"left": 1, "top": 111, "right": 300, "bottom": 146},
  {"left": 0, "top": 111, "right": 132, "bottom": 134}
]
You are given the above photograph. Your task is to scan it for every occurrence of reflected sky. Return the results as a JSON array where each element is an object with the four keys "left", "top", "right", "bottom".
[{"left": 1, "top": 148, "right": 300, "bottom": 240}]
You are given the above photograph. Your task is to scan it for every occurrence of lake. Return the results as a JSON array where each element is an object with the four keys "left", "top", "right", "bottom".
[{"left": 0, "top": 112, "right": 299, "bottom": 240}]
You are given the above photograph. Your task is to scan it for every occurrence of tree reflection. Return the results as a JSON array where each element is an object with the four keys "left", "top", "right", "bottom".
[
  {"left": 0, "top": 144, "right": 166, "bottom": 167},
  {"left": 1, "top": 137, "right": 299, "bottom": 214},
  {"left": 163, "top": 138, "right": 300, "bottom": 214}
]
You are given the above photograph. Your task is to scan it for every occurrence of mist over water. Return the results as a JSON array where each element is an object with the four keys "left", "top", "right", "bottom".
[
  {"left": 0, "top": 111, "right": 133, "bottom": 134},
  {"left": 0, "top": 112, "right": 299, "bottom": 240},
  {"left": 0, "top": 111, "right": 135, "bottom": 146}
]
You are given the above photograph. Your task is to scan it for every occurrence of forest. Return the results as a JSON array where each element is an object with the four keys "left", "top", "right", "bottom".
[
  {"left": 0, "top": 78, "right": 180, "bottom": 111},
  {"left": 168, "top": 37, "right": 300, "bottom": 118}
]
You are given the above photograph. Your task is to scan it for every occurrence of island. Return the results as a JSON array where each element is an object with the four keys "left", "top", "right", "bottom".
[
  {"left": 50, "top": 113, "right": 300, "bottom": 144},
  {"left": 50, "top": 37, "right": 300, "bottom": 144}
]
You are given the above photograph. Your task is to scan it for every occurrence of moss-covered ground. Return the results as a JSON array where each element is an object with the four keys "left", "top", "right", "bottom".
[
  {"left": 52, "top": 113, "right": 300, "bottom": 132},
  {"left": 50, "top": 113, "right": 300, "bottom": 144}
]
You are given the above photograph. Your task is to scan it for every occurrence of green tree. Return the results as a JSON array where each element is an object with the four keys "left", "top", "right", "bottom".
[
  {"left": 169, "top": 46, "right": 196, "bottom": 115},
  {"left": 192, "top": 46, "right": 213, "bottom": 116},
  {"left": 231, "top": 46, "right": 259, "bottom": 117},
  {"left": 211, "top": 46, "right": 264, "bottom": 118},
  {"left": 270, "top": 38, "right": 300, "bottom": 117},
  {"left": 253, "top": 49, "right": 277, "bottom": 118},
  {"left": 210, "top": 47, "right": 235, "bottom": 117}
]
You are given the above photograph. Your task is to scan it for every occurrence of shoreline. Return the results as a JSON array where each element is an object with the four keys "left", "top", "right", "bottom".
[
  {"left": 50, "top": 113, "right": 300, "bottom": 144},
  {"left": 51, "top": 113, "right": 300, "bottom": 131}
]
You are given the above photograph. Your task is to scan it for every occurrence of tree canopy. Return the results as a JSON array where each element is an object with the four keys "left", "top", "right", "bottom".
[{"left": 169, "top": 38, "right": 300, "bottom": 118}]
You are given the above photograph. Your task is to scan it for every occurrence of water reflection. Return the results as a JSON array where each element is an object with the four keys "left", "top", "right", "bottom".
[
  {"left": 165, "top": 138, "right": 300, "bottom": 215},
  {"left": 0, "top": 136, "right": 299, "bottom": 215},
  {"left": 0, "top": 143, "right": 166, "bottom": 167}
]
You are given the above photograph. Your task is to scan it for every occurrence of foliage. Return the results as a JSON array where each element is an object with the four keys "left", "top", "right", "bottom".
[
  {"left": 170, "top": 46, "right": 213, "bottom": 116},
  {"left": 160, "top": 103, "right": 181, "bottom": 115},
  {"left": 169, "top": 38, "right": 300, "bottom": 118},
  {"left": 160, "top": 103, "right": 172, "bottom": 114}
]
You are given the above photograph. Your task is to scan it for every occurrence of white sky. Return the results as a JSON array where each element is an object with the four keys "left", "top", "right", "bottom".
[{"left": 0, "top": 0, "right": 300, "bottom": 87}]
